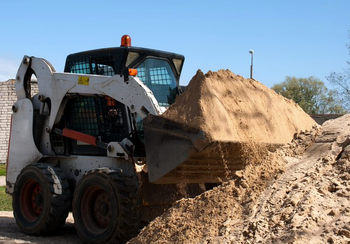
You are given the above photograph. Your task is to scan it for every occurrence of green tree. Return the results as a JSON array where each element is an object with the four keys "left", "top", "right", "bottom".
[
  {"left": 272, "top": 76, "right": 346, "bottom": 114},
  {"left": 326, "top": 33, "right": 350, "bottom": 110}
]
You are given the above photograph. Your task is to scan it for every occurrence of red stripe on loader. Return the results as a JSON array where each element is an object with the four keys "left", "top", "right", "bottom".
[{"left": 62, "top": 128, "right": 97, "bottom": 146}]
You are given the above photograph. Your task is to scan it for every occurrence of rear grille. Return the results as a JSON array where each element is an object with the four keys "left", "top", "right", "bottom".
[{"left": 51, "top": 134, "right": 65, "bottom": 154}]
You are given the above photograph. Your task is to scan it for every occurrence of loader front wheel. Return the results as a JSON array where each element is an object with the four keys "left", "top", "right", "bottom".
[
  {"left": 12, "top": 163, "right": 71, "bottom": 235},
  {"left": 73, "top": 167, "right": 142, "bottom": 244}
]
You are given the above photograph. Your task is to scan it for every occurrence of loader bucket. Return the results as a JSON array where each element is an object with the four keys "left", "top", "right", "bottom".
[
  {"left": 143, "top": 115, "right": 278, "bottom": 184},
  {"left": 143, "top": 114, "right": 206, "bottom": 183}
]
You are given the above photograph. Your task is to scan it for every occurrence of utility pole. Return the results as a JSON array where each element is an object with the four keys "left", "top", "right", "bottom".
[{"left": 249, "top": 49, "right": 254, "bottom": 79}]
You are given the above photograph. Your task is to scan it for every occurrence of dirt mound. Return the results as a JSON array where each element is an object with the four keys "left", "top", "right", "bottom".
[
  {"left": 227, "top": 114, "right": 350, "bottom": 244},
  {"left": 163, "top": 69, "right": 316, "bottom": 143},
  {"left": 129, "top": 115, "right": 350, "bottom": 243},
  {"left": 149, "top": 69, "right": 317, "bottom": 183}
]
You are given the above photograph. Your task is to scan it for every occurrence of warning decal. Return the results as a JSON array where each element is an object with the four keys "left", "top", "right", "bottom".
[{"left": 78, "top": 76, "right": 89, "bottom": 86}]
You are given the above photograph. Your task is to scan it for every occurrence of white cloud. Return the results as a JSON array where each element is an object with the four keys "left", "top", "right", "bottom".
[{"left": 0, "top": 58, "right": 20, "bottom": 82}]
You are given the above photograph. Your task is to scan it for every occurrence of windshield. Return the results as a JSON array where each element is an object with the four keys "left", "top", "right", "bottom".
[{"left": 136, "top": 58, "right": 177, "bottom": 106}]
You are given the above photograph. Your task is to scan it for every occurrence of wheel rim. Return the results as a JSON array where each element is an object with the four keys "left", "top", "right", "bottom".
[
  {"left": 81, "top": 185, "right": 113, "bottom": 235},
  {"left": 20, "top": 179, "right": 43, "bottom": 221}
]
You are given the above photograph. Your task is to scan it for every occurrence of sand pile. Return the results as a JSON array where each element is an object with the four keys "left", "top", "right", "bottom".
[
  {"left": 129, "top": 115, "right": 350, "bottom": 243},
  {"left": 148, "top": 69, "right": 317, "bottom": 183},
  {"left": 163, "top": 69, "right": 316, "bottom": 143},
  {"left": 225, "top": 114, "right": 350, "bottom": 244},
  {"left": 131, "top": 69, "right": 348, "bottom": 243}
]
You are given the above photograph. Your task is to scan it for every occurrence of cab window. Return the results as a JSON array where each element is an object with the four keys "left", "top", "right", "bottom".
[{"left": 136, "top": 58, "right": 177, "bottom": 106}]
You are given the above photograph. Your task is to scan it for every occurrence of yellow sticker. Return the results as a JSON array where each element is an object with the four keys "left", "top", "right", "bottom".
[{"left": 78, "top": 76, "right": 89, "bottom": 86}]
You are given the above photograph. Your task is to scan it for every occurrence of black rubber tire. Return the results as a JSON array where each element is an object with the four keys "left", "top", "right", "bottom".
[
  {"left": 73, "top": 167, "right": 142, "bottom": 244},
  {"left": 12, "top": 163, "right": 71, "bottom": 235}
]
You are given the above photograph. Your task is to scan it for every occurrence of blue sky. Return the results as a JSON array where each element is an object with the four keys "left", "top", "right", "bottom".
[{"left": 0, "top": 0, "right": 349, "bottom": 88}]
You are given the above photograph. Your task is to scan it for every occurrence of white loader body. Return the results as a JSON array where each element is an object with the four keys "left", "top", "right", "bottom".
[{"left": 6, "top": 55, "right": 162, "bottom": 194}]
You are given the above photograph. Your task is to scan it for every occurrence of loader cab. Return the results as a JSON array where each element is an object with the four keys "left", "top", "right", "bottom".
[
  {"left": 64, "top": 36, "right": 184, "bottom": 106},
  {"left": 62, "top": 35, "right": 184, "bottom": 156}
]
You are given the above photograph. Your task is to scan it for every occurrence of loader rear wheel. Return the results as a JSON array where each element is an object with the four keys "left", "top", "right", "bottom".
[
  {"left": 12, "top": 163, "right": 71, "bottom": 235},
  {"left": 73, "top": 167, "right": 142, "bottom": 244}
]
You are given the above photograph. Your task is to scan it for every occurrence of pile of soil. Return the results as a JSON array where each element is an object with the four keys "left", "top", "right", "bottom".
[
  {"left": 150, "top": 69, "right": 317, "bottom": 183},
  {"left": 225, "top": 114, "right": 350, "bottom": 244},
  {"left": 128, "top": 70, "right": 348, "bottom": 243},
  {"left": 162, "top": 69, "right": 316, "bottom": 143},
  {"left": 129, "top": 114, "right": 350, "bottom": 244}
]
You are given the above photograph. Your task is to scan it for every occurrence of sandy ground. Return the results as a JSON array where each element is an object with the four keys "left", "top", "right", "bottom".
[{"left": 0, "top": 212, "right": 80, "bottom": 244}]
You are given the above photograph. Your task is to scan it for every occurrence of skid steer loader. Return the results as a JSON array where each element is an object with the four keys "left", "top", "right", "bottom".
[{"left": 6, "top": 35, "right": 232, "bottom": 244}]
